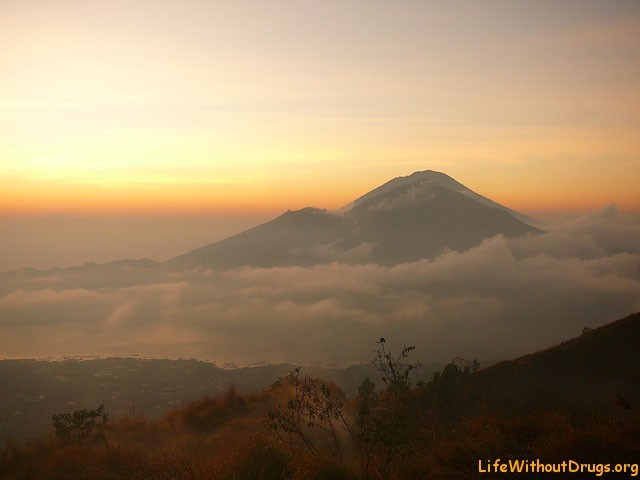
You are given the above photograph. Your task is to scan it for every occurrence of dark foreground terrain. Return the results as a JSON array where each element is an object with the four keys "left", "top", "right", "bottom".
[
  {"left": 1, "top": 357, "right": 419, "bottom": 443},
  {"left": 1, "top": 312, "right": 639, "bottom": 479}
]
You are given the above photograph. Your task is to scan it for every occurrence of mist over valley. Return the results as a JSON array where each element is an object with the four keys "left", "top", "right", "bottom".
[{"left": 2, "top": 171, "right": 638, "bottom": 366}]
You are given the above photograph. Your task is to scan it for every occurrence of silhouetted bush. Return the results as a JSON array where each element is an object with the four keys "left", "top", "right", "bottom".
[
  {"left": 171, "top": 385, "right": 247, "bottom": 432},
  {"left": 267, "top": 339, "right": 424, "bottom": 479},
  {"left": 51, "top": 404, "right": 109, "bottom": 445}
]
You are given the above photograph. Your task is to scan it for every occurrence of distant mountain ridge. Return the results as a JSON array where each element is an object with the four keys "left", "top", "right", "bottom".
[{"left": 168, "top": 170, "right": 540, "bottom": 269}]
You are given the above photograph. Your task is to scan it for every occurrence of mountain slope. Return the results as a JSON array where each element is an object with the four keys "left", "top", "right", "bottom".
[
  {"left": 347, "top": 179, "right": 537, "bottom": 264},
  {"left": 167, "top": 207, "right": 349, "bottom": 269},
  {"left": 167, "top": 170, "right": 540, "bottom": 270},
  {"left": 474, "top": 311, "right": 640, "bottom": 413}
]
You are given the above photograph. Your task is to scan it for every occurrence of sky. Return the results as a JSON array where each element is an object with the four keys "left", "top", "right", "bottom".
[{"left": 1, "top": 0, "right": 639, "bottom": 269}]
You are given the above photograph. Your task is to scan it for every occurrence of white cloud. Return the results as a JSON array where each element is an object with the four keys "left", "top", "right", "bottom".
[{"left": 1, "top": 207, "right": 639, "bottom": 365}]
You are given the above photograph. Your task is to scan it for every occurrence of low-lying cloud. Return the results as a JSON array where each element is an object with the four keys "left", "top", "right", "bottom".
[{"left": 1, "top": 207, "right": 639, "bottom": 365}]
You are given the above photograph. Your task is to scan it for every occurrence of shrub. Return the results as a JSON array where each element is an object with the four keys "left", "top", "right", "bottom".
[
  {"left": 267, "top": 339, "right": 422, "bottom": 479},
  {"left": 171, "top": 385, "right": 248, "bottom": 432},
  {"left": 51, "top": 404, "right": 109, "bottom": 445}
]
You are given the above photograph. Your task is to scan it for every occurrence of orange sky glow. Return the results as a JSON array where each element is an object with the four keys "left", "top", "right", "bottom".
[{"left": 1, "top": 0, "right": 639, "bottom": 217}]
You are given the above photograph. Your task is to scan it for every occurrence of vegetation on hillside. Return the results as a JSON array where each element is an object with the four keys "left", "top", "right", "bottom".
[{"left": 1, "top": 316, "right": 639, "bottom": 479}]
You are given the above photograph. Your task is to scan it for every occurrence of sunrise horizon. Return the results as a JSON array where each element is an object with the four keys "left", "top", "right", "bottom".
[
  {"left": 2, "top": 1, "right": 639, "bottom": 220},
  {"left": 2, "top": 165, "right": 638, "bottom": 217}
]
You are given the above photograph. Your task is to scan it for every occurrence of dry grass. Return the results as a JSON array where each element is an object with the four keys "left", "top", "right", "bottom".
[
  {"left": 405, "top": 411, "right": 640, "bottom": 480},
  {"left": 1, "top": 380, "right": 639, "bottom": 480}
]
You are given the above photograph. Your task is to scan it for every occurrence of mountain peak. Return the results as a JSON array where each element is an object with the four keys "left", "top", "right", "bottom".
[
  {"left": 168, "top": 170, "right": 539, "bottom": 269},
  {"left": 406, "top": 169, "right": 454, "bottom": 180},
  {"left": 344, "top": 169, "right": 538, "bottom": 226},
  {"left": 343, "top": 169, "right": 468, "bottom": 210}
]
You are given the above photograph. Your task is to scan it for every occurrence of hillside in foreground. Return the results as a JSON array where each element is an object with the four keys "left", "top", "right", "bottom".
[{"left": 1, "top": 313, "right": 638, "bottom": 479}]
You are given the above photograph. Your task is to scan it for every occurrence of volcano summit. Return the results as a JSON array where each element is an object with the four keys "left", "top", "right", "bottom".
[{"left": 168, "top": 170, "right": 539, "bottom": 269}]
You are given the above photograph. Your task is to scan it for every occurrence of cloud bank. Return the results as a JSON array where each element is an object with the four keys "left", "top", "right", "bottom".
[{"left": 1, "top": 207, "right": 639, "bottom": 365}]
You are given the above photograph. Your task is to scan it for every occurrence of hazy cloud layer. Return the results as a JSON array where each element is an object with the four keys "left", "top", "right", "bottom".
[{"left": 1, "top": 207, "right": 639, "bottom": 364}]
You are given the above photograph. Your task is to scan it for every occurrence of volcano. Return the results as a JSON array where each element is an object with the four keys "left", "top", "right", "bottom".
[{"left": 167, "top": 170, "right": 539, "bottom": 269}]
